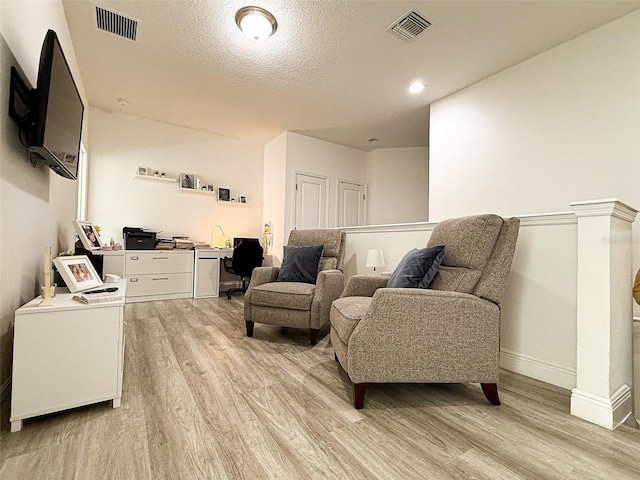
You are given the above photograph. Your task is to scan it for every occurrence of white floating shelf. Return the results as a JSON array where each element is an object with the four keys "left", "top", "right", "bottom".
[
  {"left": 217, "top": 201, "right": 248, "bottom": 206},
  {"left": 178, "top": 186, "right": 216, "bottom": 196},
  {"left": 134, "top": 173, "right": 176, "bottom": 183}
]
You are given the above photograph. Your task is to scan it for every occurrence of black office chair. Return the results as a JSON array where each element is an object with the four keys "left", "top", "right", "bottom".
[{"left": 223, "top": 238, "right": 264, "bottom": 299}]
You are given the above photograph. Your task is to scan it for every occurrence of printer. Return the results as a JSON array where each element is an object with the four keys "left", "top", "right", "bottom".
[{"left": 123, "top": 227, "right": 157, "bottom": 250}]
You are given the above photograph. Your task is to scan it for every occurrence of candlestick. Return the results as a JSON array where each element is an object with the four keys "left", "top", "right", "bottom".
[{"left": 39, "top": 246, "right": 54, "bottom": 306}]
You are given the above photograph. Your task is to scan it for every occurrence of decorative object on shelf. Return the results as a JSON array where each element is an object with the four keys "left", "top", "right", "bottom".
[
  {"left": 195, "top": 178, "right": 202, "bottom": 190},
  {"left": 53, "top": 255, "right": 103, "bottom": 293},
  {"left": 218, "top": 187, "right": 231, "bottom": 202},
  {"left": 207, "top": 184, "right": 214, "bottom": 192},
  {"left": 161, "top": 172, "right": 166, "bottom": 178},
  {"left": 365, "top": 248, "right": 385, "bottom": 273},
  {"left": 137, "top": 166, "right": 148, "bottom": 176},
  {"left": 153, "top": 170, "right": 159, "bottom": 177},
  {"left": 240, "top": 195, "right": 247, "bottom": 203},
  {"left": 73, "top": 219, "right": 103, "bottom": 250},
  {"left": 39, "top": 246, "right": 55, "bottom": 306},
  {"left": 210, "top": 224, "right": 228, "bottom": 248},
  {"left": 180, "top": 173, "right": 195, "bottom": 189}
]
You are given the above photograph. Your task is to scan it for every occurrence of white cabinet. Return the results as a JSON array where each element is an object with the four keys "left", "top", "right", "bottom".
[
  {"left": 194, "top": 249, "right": 220, "bottom": 298},
  {"left": 125, "top": 250, "right": 193, "bottom": 303},
  {"left": 10, "top": 280, "right": 126, "bottom": 432}
]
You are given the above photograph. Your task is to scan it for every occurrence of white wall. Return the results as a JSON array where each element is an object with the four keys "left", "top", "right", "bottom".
[
  {"left": 0, "top": 0, "right": 87, "bottom": 389},
  {"left": 429, "top": 10, "right": 640, "bottom": 316},
  {"left": 87, "top": 108, "right": 264, "bottom": 245},
  {"left": 367, "top": 147, "right": 429, "bottom": 225},
  {"left": 263, "top": 132, "right": 287, "bottom": 265},
  {"left": 284, "top": 132, "right": 368, "bottom": 238}
]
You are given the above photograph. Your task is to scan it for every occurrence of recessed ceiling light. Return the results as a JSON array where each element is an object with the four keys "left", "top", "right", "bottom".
[
  {"left": 408, "top": 81, "right": 425, "bottom": 94},
  {"left": 235, "top": 6, "right": 278, "bottom": 42}
]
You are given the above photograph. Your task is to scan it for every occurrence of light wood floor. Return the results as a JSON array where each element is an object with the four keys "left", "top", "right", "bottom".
[{"left": 1, "top": 297, "right": 639, "bottom": 479}]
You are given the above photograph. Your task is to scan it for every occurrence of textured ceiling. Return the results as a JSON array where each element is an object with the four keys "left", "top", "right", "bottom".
[{"left": 62, "top": 0, "right": 640, "bottom": 151}]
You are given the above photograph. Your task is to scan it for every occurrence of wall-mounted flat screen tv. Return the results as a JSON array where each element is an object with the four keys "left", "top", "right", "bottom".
[{"left": 29, "top": 30, "right": 84, "bottom": 180}]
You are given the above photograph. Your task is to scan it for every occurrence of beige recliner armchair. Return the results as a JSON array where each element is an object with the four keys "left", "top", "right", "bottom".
[
  {"left": 330, "top": 214, "right": 520, "bottom": 408},
  {"left": 244, "top": 229, "right": 346, "bottom": 345}
]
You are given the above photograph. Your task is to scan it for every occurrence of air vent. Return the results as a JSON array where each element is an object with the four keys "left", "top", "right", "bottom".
[
  {"left": 387, "top": 8, "right": 431, "bottom": 42},
  {"left": 96, "top": 6, "right": 138, "bottom": 41}
]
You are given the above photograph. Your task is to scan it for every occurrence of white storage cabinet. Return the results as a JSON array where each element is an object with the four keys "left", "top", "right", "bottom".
[
  {"left": 10, "top": 280, "right": 126, "bottom": 432},
  {"left": 125, "top": 250, "right": 193, "bottom": 303}
]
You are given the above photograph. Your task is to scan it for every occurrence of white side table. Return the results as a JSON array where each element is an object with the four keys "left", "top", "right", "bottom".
[{"left": 10, "top": 280, "right": 126, "bottom": 432}]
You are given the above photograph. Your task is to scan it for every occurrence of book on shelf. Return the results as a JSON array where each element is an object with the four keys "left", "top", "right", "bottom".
[{"left": 73, "top": 293, "right": 123, "bottom": 304}]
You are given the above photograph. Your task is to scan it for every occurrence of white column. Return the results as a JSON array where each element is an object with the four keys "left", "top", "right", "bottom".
[{"left": 570, "top": 199, "right": 638, "bottom": 429}]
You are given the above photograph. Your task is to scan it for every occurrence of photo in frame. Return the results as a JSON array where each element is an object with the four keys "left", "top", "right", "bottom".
[
  {"left": 218, "top": 187, "right": 230, "bottom": 202},
  {"left": 53, "top": 255, "right": 103, "bottom": 293},
  {"left": 240, "top": 195, "right": 247, "bottom": 204},
  {"left": 137, "top": 166, "right": 148, "bottom": 176},
  {"left": 73, "top": 219, "right": 103, "bottom": 250},
  {"left": 180, "top": 173, "right": 195, "bottom": 189}
]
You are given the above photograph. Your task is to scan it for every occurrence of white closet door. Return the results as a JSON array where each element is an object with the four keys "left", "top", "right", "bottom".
[
  {"left": 294, "top": 173, "right": 328, "bottom": 230},
  {"left": 338, "top": 180, "right": 366, "bottom": 227}
]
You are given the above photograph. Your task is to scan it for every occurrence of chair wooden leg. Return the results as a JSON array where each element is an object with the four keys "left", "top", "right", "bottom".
[
  {"left": 245, "top": 321, "right": 254, "bottom": 337},
  {"left": 310, "top": 328, "right": 319, "bottom": 345},
  {"left": 354, "top": 383, "right": 366, "bottom": 409},
  {"left": 481, "top": 383, "right": 500, "bottom": 405}
]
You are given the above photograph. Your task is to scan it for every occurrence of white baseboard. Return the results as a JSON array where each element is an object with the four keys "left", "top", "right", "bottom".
[
  {"left": 500, "top": 348, "right": 576, "bottom": 390},
  {"left": 0, "top": 376, "right": 10, "bottom": 402},
  {"left": 571, "top": 385, "right": 634, "bottom": 430}
]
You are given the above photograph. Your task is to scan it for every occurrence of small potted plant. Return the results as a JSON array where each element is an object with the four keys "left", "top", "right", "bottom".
[{"left": 154, "top": 170, "right": 159, "bottom": 177}]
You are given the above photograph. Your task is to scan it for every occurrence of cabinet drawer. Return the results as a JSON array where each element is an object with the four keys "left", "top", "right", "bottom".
[
  {"left": 126, "top": 273, "right": 193, "bottom": 297},
  {"left": 125, "top": 252, "right": 193, "bottom": 274}
]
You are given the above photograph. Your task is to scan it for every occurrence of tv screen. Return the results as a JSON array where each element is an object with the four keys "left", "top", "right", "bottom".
[{"left": 29, "top": 30, "right": 84, "bottom": 180}]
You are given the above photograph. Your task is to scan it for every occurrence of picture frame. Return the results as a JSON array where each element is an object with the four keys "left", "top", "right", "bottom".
[
  {"left": 73, "top": 219, "right": 103, "bottom": 251},
  {"left": 240, "top": 195, "right": 247, "bottom": 204},
  {"left": 180, "top": 173, "right": 195, "bottom": 189},
  {"left": 53, "top": 255, "right": 103, "bottom": 293},
  {"left": 218, "top": 187, "right": 230, "bottom": 202},
  {"left": 207, "top": 184, "right": 214, "bottom": 192},
  {"left": 137, "top": 166, "right": 148, "bottom": 176}
]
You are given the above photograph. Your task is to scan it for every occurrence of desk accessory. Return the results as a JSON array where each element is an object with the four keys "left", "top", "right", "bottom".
[{"left": 39, "top": 246, "right": 55, "bottom": 307}]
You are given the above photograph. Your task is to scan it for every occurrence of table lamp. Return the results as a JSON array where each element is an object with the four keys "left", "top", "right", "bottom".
[
  {"left": 210, "top": 224, "right": 228, "bottom": 248},
  {"left": 365, "top": 248, "right": 385, "bottom": 274}
]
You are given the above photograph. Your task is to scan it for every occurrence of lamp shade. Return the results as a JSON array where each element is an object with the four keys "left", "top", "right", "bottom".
[{"left": 365, "top": 249, "right": 385, "bottom": 269}]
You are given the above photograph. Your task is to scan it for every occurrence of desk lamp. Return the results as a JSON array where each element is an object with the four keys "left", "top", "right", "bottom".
[
  {"left": 210, "top": 225, "right": 228, "bottom": 248},
  {"left": 365, "top": 248, "right": 385, "bottom": 274}
]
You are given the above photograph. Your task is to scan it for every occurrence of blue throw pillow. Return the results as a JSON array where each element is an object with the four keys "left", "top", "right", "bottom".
[
  {"left": 387, "top": 245, "right": 445, "bottom": 289},
  {"left": 277, "top": 245, "right": 324, "bottom": 284}
]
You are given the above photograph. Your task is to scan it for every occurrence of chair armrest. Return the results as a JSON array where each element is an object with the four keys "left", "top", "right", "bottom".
[
  {"left": 341, "top": 274, "right": 388, "bottom": 298},
  {"left": 244, "top": 266, "right": 280, "bottom": 320},
  {"left": 348, "top": 289, "right": 500, "bottom": 384},
  {"left": 310, "top": 269, "right": 345, "bottom": 329}
]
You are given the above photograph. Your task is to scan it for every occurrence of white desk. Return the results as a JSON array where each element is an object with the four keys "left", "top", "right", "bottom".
[{"left": 10, "top": 280, "right": 126, "bottom": 432}]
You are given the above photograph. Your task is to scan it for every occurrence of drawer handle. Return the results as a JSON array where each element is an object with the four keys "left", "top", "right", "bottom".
[
  {"left": 129, "top": 278, "right": 139, "bottom": 282},
  {"left": 153, "top": 257, "right": 169, "bottom": 260},
  {"left": 131, "top": 256, "right": 138, "bottom": 260},
  {"left": 152, "top": 277, "right": 169, "bottom": 281}
]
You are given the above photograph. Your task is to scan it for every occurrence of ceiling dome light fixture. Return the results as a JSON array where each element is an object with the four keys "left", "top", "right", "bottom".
[
  {"left": 408, "top": 81, "right": 425, "bottom": 94},
  {"left": 235, "top": 6, "right": 278, "bottom": 42}
]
